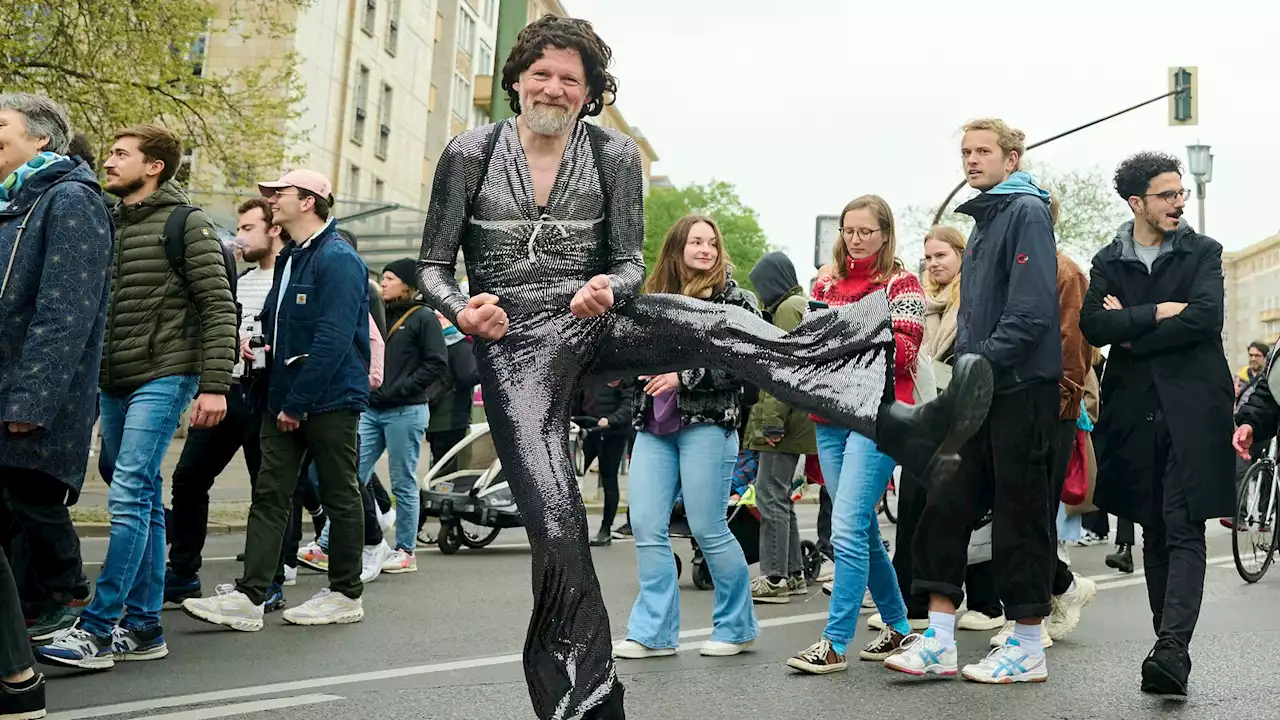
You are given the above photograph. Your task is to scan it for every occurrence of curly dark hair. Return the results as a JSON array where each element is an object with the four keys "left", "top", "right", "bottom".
[
  {"left": 1114, "top": 151, "right": 1183, "bottom": 201},
  {"left": 501, "top": 15, "right": 617, "bottom": 118}
]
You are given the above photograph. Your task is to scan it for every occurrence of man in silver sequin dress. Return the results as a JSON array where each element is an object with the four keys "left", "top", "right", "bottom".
[{"left": 418, "top": 16, "right": 995, "bottom": 720}]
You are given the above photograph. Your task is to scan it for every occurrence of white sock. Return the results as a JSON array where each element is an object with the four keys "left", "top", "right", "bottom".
[
  {"left": 1066, "top": 579, "right": 1077, "bottom": 594},
  {"left": 1011, "top": 622, "right": 1045, "bottom": 655},
  {"left": 928, "top": 611, "right": 956, "bottom": 647}
]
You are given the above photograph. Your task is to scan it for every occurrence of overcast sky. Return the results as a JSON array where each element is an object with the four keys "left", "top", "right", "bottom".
[{"left": 565, "top": 0, "right": 1280, "bottom": 282}]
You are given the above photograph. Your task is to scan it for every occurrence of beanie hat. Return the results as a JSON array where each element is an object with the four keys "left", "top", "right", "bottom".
[{"left": 383, "top": 258, "right": 419, "bottom": 291}]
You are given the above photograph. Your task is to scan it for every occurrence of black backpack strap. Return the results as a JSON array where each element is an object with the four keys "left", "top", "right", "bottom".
[
  {"left": 468, "top": 120, "right": 505, "bottom": 217},
  {"left": 584, "top": 123, "right": 613, "bottom": 258},
  {"left": 163, "top": 205, "right": 199, "bottom": 279}
]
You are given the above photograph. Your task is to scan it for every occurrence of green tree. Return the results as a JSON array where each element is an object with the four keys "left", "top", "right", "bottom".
[
  {"left": 644, "top": 180, "right": 772, "bottom": 293},
  {"left": 0, "top": 1, "right": 307, "bottom": 188}
]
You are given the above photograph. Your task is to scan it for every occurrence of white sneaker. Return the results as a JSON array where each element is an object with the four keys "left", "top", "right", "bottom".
[
  {"left": 612, "top": 640, "right": 676, "bottom": 659},
  {"left": 867, "top": 613, "right": 928, "bottom": 632},
  {"left": 281, "top": 588, "right": 364, "bottom": 626},
  {"left": 381, "top": 549, "right": 418, "bottom": 574},
  {"left": 883, "top": 629, "right": 958, "bottom": 677},
  {"left": 816, "top": 557, "right": 835, "bottom": 583},
  {"left": 181, "top": 584, "right": 265, "bottom": 632},
  {"left": 361, "top": 541, "right": 393, "bottom": 583},
  {"left": 990, "top": 620, "right": 1053, "bottom": 648},
  {"left": 961, "top": 639, "right": 1049, "bottom": 684},
  {"left": 957, "top": 610, "right": 1006, "bottom": 631},
  {"left": 283, "top": 565, "right": 297, "bottom": 587},
  {"left": 700, "top": 639, "right": 752, "bottom": 657},
  {"left": 821, "top": 581, "right": 833, "bottom": 595},
  {"left": 862, "top": 590, "right": 875, "bottom": 609},
  {"left": 378, "top": 507, "right": 397, "bottom": 537},
  {"left": 1046, "top": 573, "right": 1096, "bottom": 640}
]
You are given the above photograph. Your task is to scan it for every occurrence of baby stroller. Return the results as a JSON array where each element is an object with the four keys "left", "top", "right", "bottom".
[
  {"left": 419, "top": 423, "right": 523, "bottom": 554},
  {"left": 672, "top": 485, "right": 824, "bottom": 590}
]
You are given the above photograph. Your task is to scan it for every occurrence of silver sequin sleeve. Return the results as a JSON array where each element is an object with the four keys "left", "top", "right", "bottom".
[{"left": 417, "top": 132, "right": 483, "bottom": 324}]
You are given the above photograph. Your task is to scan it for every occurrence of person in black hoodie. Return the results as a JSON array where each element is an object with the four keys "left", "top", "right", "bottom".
[
  {"left": 576, "top": 379, "right": 636, "bottom": 546},
  {"left": 359, "top": 258, "right": 449, "bottom": 574}
]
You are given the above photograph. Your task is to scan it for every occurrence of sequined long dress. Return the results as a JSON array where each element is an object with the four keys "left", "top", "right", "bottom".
[{"left": 419, "top": 119, "right": 892, "bottom": 720}]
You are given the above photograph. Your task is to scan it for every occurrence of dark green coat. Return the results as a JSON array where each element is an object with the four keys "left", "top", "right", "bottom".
[
  {"left": 743, "top": 287, "right": 816, "bottom": 454},
  {"left": 100, "top": 180, "right": 237, "bottom": 395}
]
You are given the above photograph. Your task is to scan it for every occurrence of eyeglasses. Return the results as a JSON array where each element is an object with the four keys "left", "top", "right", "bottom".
[
  {"left": 266, "top": 189, "right": 302, "bottom": 199},
  {"left": 1142, "top": 189, "right": 1191, "bottom": 204},
  {"left": 840, "top": 227, "right": 881, "bottom": 240}
]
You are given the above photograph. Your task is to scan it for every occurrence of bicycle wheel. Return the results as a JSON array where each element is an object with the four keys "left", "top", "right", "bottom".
[
  {"left": 882, "top": 487, "right": 898, "bottom": 524},
  {"left": 1233, "top": 460, "right": 1278, "bottom": 583}
]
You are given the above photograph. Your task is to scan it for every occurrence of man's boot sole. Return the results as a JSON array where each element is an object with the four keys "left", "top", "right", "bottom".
[{"left": 925, "top": 355, "right": 994, "bottom": 487}]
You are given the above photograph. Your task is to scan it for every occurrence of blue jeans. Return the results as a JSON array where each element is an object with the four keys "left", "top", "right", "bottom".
[
  {"left": 84, "top": 375, "right": 198, "bottom": 636},
  {"left": 356, "top": 405, "right": 428, "bottom": 551},
  {"left": 625, "top": 424, "right": 757, "bottom": 649},
  {"left": 816, "top": 423, "right": 907, "bottom": 645}
]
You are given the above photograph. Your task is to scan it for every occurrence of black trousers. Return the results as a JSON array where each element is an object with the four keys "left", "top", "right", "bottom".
[
  {"left": 1047, "top": 418, "right": 1078, "bottom": 596},
  {"left": 0, "top": 468, "right": 85, "bottom": 603},
  {"left": 0, "top": 544, "right": 32, "bottom": 676},
  {"left": 1142, "top": 412, "right": 1206, "bottom": 649},
  {"left": 817, "top": 485, "right": 834, "bottom": 560},
  {"left": 912, "top": 383, "right": 1058, "bottom": 620},
  {"left": 169, "top": 384, "right": 261, "bottom": 579},
  {"left": 586, "top": 431, "right": 629, "bottom": 532}
]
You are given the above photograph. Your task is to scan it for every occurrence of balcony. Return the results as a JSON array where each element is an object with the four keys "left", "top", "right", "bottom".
[
  {"left": 1261, "top": 308, "right": 1280, "bottom": 323},
  {"left": 474, "top": 75, "right": 491, "bottom": 110}
]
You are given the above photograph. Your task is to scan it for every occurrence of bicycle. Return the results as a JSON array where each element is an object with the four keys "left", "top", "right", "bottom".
[
  {"left": 877, "top": 467, "right": 899, "bottom": 524},
  {"left": 1232, "top": 436, "right": 1278, "bottom": 583}
]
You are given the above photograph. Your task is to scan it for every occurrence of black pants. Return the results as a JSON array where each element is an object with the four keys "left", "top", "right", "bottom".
[
  {"left": 817, "top": 485, "right": 834, "bottom": 560},
  {"left": 1082, "top": 509, "right": 1109, "bottom": 538},
  {"left": 0, "top": 544, "right": 32, "bottom": 676},
  {"left": 280, "top": 458, "right": 328, "bottom": 576},
  {"left": 426, "top": 429, "right": 469, "bottom": 479},
  {"left": 1142, "top": 412, "right": 1206, "bottom": 649},
  {"left": 587, "top": 432, "right": 629, "bottom": 533},
  {"left": 0, "top": 468, "right": 85, "bottom": 603},
  {"left": 1048, "top": 418, "right": 1078, "bottom": 596},
  {"left": 912, "top": 383, "right": 1058, "bottom": 620},
  {"left": 169, "top": 384, "right": 261, "bottom": 579}
]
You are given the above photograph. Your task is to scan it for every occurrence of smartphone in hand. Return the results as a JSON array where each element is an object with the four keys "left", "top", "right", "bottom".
[{"left": 807, "top": 300, "right": 829, "bottom": 311}]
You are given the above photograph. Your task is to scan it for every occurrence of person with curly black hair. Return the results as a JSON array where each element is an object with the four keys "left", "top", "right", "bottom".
[{"left": 1080, "top": 151, "right": 1234, "bottom": 697}]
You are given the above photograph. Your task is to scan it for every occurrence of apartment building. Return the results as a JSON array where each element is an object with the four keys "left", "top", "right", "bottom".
[{"left": 1223, "top": 231, "right": 1280, "bottom": 368}]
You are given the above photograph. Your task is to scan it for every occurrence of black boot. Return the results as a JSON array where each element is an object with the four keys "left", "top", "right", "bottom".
[
  {"left": 874, "top": 353, "right": 994, "bottom": 488},
  {"left": 589, "top": 529, "right": 612, "bottom": 547},
  {"left": 1106, "top": 543, "right": 1134, "bottom": 574},
  {"left": 1141, "top": 638, "right": 1190, "bottom": 696}
]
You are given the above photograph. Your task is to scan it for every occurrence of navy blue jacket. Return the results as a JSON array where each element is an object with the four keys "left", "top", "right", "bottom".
[
  {"left": 955, "top": 191, "right": 1062, "bottom": 392},
  {"left": 261, "top": 221, "right": 371, "bottom": 419},
  {"left": 0, "top": 159, "right": 113, "bottom": 499}
]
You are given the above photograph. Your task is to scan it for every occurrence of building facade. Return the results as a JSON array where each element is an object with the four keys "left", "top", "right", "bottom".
[{"left": 1223, "top": 232, "right": 1280, "bottom": 369}]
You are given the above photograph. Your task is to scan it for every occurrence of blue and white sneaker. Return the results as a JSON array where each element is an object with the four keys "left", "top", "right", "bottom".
[
  {"left": 34, "top": 622, "right": 114, "bottom": 670},
  {"left": 111, "top": 626, "right": 169, "bottom": 661},
  {"left": 264, "top": 583, "right": 287, "bottom": 613},
  {"left": 883, "top": 629, "right": 958, "bottom": 677},
  {"left": 961, "top": 638, "right": 1048, "bottom": 684}
]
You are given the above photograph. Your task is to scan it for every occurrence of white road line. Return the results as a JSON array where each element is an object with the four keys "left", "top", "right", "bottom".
[{"left": 74, "top": 694, "right": 345, "bottom": 720}]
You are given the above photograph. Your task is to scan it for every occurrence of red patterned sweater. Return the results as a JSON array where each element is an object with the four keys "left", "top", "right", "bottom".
[{"left": 810, "top": 255, "right": 926, "bottom": 417}]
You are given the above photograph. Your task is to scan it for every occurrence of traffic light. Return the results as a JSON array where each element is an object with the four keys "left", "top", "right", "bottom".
[{"left": 1169, "top": 66, "right": 1198, "bottom": 126}]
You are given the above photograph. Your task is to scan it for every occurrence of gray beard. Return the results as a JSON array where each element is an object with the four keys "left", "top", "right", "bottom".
[{"left": 525, "top": 104, "right": 573, "bottom": 135}]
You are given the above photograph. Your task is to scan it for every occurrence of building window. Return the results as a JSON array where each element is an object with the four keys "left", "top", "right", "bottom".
[
  {"left": 435, "top": 11, "right": 444, "bottom": 44},
  {"left": 452, "top": 73, "right": 471, "bottom": 119},
  {"left": 348, "top": 164, "right": 362, "bottom": 199},
  {"left": 190, "top": 32, "right": 209, "bottom": 77},
  {"left": 362, "top": 0, "right": 377, "bottom": 35},
  {"left": 483, "top": 0, "right": 496, "bottom": 24},
  {"left": 386, "top": 0, "right": 400, "bottom": 55},
  {"left": 428, "top": 83, "right": 437, "bottom": 113},
  {"left": 457, "top": 7, "right": 476, "bottom": 55},
  {"left": 352, "top": 65, "right": 370, "bottom": 144},
  {"left": 175, "top": 149, "right": 195, "bottom": 185},
  {"left": 477, "top": 42, "right": 493, "bottom": 77},
  {"left": 374, "top": 178, "right": 386, "bottom": 203},
  {"left": 376, "top": 83, "right": 393, "bottom": 160}
]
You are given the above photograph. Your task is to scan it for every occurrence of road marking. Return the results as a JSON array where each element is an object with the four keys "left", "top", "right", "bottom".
[{"left": 71, "top": 694, "right": 345, "bottom": 720}]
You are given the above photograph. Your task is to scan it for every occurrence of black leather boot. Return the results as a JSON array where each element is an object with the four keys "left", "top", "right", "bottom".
[
  {"left": 874, "top": 353, "right": 994, "bottom": 489},
  {"left": 1106, "top": 544, "right": 1134, "bottom": 574}
]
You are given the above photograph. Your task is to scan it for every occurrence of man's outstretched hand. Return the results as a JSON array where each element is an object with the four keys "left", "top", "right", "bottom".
[
  {"left": 571, "top": 275, "right": 614, "bottom": 319},
  {"left": 1234, "top": 424, "right": 1256, "bottom": 460},
  {"left": 457, "top": 293, "right": 509, "bottom": 341}
]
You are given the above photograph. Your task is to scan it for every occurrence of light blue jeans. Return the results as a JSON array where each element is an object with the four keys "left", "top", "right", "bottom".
[
  {"left": 319, "top": 405, "right": 428, "bottom": 552},
  {"left": 625, "top": 423, "right": 758, "bottom": 649},
  {"left": 815, "top": 423, "right": 907, "bottom": 645},
  {"left": 84, "top": 374, "right": 198, "bottom": 636}
]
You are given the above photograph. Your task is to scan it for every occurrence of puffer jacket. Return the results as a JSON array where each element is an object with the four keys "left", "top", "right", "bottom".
[{"left": 101, "top": 180, "right": 237, "bottom": 395}]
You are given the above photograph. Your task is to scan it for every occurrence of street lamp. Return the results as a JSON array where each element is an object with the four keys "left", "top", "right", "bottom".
[{"left": 1187, "top": 143, "right": 1213, "bottom": 233}]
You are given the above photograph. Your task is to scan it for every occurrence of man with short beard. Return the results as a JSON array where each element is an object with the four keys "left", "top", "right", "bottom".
[
  {"left": 419, "top": 15, "right": 993, "bottom": 719},
  {"left": 1080, "top": 152, "right": 1234, "bottom": 696}
]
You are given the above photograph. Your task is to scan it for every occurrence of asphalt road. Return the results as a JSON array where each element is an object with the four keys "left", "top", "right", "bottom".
[{"left": 44, "top": 509, "right": 1279, "bottom": 720}]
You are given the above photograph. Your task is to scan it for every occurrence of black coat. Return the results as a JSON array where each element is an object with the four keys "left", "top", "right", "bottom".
[
  {"left": 576, "top": 379, "right": 636, "bottom": 434},
  {"left": 1079, "top": 222, "right": 1235, "bottom": 526},
  {"left": 371, "top": 300, "right": 449, "bottom": 409}
]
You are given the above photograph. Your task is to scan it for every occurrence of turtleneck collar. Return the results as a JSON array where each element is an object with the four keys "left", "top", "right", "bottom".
[{"left": 845, "top": 253, "right": 878, "bottom": 276}]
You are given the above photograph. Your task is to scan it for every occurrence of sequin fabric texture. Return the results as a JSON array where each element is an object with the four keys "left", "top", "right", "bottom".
[{"left": 419, "top": 119, "right": 894, "bottom": 720}]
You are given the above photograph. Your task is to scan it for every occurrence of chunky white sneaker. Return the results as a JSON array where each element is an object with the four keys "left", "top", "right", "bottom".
[
  {"left": 1046, "top": 573, "right": 1096, "bottom": 640},
  {"left": 378, "top": 507, "right": 397, "bottom": 537},
  {"left": 381, "top": 549, "right": 418, "bottom": 574},
  {"left": 883, "top": 629, "right": 958, "bottom": 677},
  {"left": 361, "top": 541, "right": 393, "bottom": 583},
  {"left": 990, "top": 620, "right": 1053, "bottom": 648},
  {"left": 957, "top": 610, "right": 1006, "bottom": 631},
  {"left": 612, "top": 640, "right": 676, "bottom": 659},
  {"left": 283, "top": 565, "right": 298, "bottom": 587},
  {"left": 961, "top": 639, "right": 1048, "bottom": 684},
  {"left": 700, "top": 639, "right": 752, "bottom": 657},
  {"left": 281, "top": 589, "right": 364, "bottom": 626},
  {"left": 868, "top": 613, "right": 929, "bottom": 632},
  {"left": 816, "top": 557, "right": 835, "bottom": 583},
  {"left": 181, "top": 584, "right": 265, "bottom": 632}
]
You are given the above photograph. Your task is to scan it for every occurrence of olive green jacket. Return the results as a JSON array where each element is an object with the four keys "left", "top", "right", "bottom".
[
  {"left": 743, "top": 287, "right": 816, "bottom": 454},
  {"left": 100, "top": 180, "right": 237, "bottom": 395}
]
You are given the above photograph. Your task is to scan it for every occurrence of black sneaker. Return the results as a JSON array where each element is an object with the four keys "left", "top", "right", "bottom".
[
  {"left": 858, "top": 627, "right": 907, "bottom": 661},
  {"left": 611, "top": 523, "right": 632, "bottom": 539},
  {"left": 111, "top": 626, "right": 169, "bottom": 662},
  {"left": 27, "top": 601, "right": 82, "bottom": 643},
  {"left": 1141, "top": 638, "right": 1190, "bottom": 696},
  {"left": 589, "top": 530, "right": 612, "bottom": 547},
  {"left": 0, "top": 673, "right": 46, "bottom": 719},
  {"left": 786, "top": 637, "right": 848, "bottom": 675},
  {"left": 164, "top": 569, "right": 202, "bottom": 606}
]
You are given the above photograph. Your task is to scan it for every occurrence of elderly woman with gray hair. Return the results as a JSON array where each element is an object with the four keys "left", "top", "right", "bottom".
[{"left": 0, "top": 93, "right": 112, "bottom": 711}]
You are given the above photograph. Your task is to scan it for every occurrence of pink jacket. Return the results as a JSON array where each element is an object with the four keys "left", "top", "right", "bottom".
[{"left": 368, "top": 314, "right": 384, "bottom": 390}]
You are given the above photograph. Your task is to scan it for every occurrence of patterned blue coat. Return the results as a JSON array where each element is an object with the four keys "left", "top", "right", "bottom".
[{"left": 0, "top": 159, "right": 113, "bottom": 500}]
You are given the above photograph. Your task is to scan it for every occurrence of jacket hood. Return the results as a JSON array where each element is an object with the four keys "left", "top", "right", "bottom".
[
  {"left": 1106, "top": 218, "right": 1195, "bottom": 263},
  {"left": 749, "top": 251, "right": 801, "bottom": 309},
  {"left": 957, "top": 170, "right": 1051, "bottom": 219},
  {"left": 113, "top": 178, "right": 192, "bottom": 216},
  {"left": 8, "top": 158, "right": 102, "bottom": 207}
]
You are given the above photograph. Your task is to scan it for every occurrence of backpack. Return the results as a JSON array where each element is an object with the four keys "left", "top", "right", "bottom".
[{"left": 164, "top": 205, "right": 242, "bottom": 329}]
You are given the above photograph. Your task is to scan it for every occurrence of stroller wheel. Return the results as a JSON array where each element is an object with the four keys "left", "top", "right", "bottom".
[
  {"left": 438, "top": 523, "right": 463, "bottom": 555},
  {"left": 800, "top": 540, "right": 822, "bottom": 583},
  {"left": 460, "top": 524, "right": 501, "bottom": 549},
  {"left": 692, "top": 558, "right": 714, "bottom": 591},
  {"left": 674, "top": 554, "right": 683, "bottom": 580}
]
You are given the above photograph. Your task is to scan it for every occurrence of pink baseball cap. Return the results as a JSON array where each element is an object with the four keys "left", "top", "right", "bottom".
[{"left": 258, "top": 169, "right": 333, "bottom": 201}]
